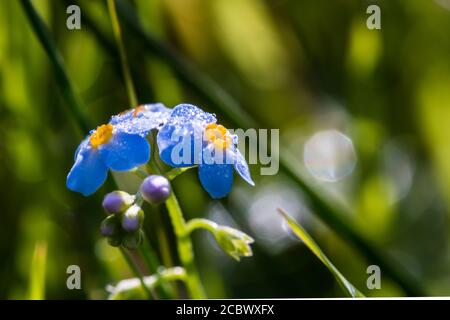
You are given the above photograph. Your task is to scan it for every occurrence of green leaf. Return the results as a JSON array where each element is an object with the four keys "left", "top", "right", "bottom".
[
  {"left": 28, "top": 241, "right": 47, "bottom": 300},
  {"left": 278, "top": 208, "right": 364, "bottom": 298}
]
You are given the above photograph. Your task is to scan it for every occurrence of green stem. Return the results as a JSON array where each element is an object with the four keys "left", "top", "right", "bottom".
[
  {"left": 139, "top": 238, "right": 159, "bottom": 272},
  {"left": 131, "top": 169, "right": 179, "bottom": 297},
  {"left": 154, "top": 207, "right": 175, "bottom": 268},
  {"left": 185, "top": 218, "right": 218, "bottom": 235},
  {"left": 153, "top": 210, "right": 179, "bottom": 299},
  {"left": 131, "top": 167, "right": 148, "bottom": 180},
  {"left": 165, "top": 193, "right": 206, "bottom": 299},
  {"left": 146, "top": 147, "right": 205, "bottom": 299},
  {"left": 131, "top": 168, "right": 175, "bottom": 270},
  {"left": 119, "top": 247, "right": 154, "bottom": 299},
  {"left": 107, "top": 0, "right": 138, "bottom": 107}
]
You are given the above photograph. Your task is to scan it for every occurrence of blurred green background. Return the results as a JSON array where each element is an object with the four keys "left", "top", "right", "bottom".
[{"left": 1, "top": 0, "right": 450, "bottom": 299}]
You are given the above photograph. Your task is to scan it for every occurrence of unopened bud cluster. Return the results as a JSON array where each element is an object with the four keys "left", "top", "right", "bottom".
[
  {"left": 100, "top": 191, "right": 144, "bottom": 249},
  {"left": 99, "top": 176, "right": 171, "bottom": 250}
]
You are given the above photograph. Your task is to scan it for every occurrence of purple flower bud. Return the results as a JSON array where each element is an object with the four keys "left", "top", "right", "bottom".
[
  {"left": 140, "top": 175, "right": 171, "bottom": 204},
  {"left": 100, "top": 215, "right": 119, "bottom": 237},
  {"left": 102, "top": 191, "right": 135, "bottom": 214},
  {"left": 121, "top": 204, "right": 144, "bottom": 232}
]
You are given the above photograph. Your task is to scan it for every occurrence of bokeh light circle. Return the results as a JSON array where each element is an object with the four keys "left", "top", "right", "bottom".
[{"left": 303, "top": 130, "right": 357, "bottom": 182}]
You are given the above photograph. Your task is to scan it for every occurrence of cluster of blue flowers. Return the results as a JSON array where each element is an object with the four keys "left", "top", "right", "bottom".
[{"left": 67, "top": 103, "right": 254, "bottom": 199}]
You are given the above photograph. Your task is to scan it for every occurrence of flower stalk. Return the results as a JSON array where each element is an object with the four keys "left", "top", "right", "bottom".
[
  {"left": 185, "top": 218, "right": 218, "bottom": 235},
  {"left": 133, "top": 164, "right": 206, "bottom": 298},
  {"left": 165, "top": 192, "right": 206, "bottom": 299}
]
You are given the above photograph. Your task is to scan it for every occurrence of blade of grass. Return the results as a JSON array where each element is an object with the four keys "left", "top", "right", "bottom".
[
  {"left": 28, "top": 241, "right": 47, "bottom": 300},
  {"left": 20, "top": 0, "right": 90, "bottom": 135},
  {"left": 112, "top": 0, "right": 424, "bottom": 296},
  {"left": 107, "top": 0, "right": 137, "bottom": 107},
  {"left": 278, "top": 208, "right": 364, "bottom": 298}
]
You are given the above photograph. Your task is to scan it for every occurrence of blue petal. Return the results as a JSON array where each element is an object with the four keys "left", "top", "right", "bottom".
[
  {"left": 110, "top": 110, "right": 132, "bottom": 125},
  {"left": 198, "top": 163, "right": 234, "bottom": 199},
  {"left": 157, "top": 123, "right": 202, "bottom": 167},
  {"left": 156, "top": 123, "right": 202, "bottom": 168},
  {"left": 169, "top": 104, "right": 216, "bottom": 123},
  {"left": 110, "top": 103, "right": 171, "bottom": 136},
  {"left": 74, "top": 137, "right": 89, "bottom": 161},
  {"left": 157, "top": 104, "right": 215, "bottom": 167},
  {"left": 144, "top": 103, "right": 171, "bottom": 114},
  {"left": 233, "top": 149, "right": 255, "bottom": 186},
  {"left": 99, "top": 132, "right": 150, "bottom": 171},
  {"left": 67, "top": 146, "right": 108, "bottom": 196}
]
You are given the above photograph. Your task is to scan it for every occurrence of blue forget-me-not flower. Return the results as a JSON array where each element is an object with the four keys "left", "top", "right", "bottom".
[
  {"left": 157, "top": 104, "right": 254, "bottom": 199},
  {"left": 67, "top": 104, "right": 171, "bottom": 196}
]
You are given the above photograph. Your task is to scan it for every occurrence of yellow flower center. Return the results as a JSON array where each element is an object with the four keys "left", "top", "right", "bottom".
[
  {"left": 89, "top": 124, "right": 114, "bottom": 148},
  {"left": 205, "top": 123, "right": 232, "bottom": 150}
]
